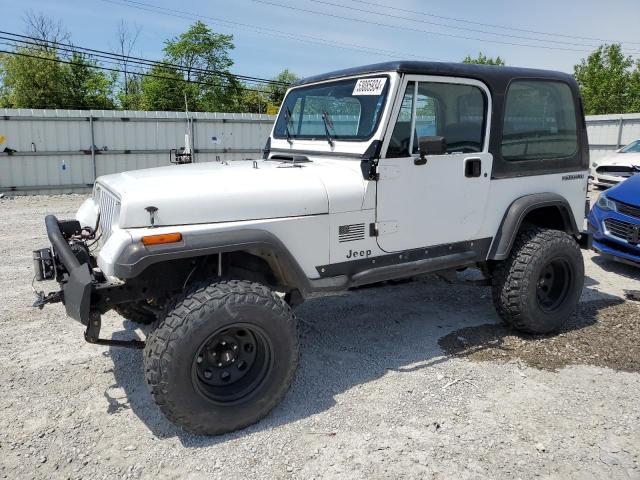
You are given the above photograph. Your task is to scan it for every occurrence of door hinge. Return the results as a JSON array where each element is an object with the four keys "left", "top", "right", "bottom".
[
  {"left": 371, "top": 221, "right": 398, "bottom": 236},
  {"left": 361, "top": 159, "right": 379, "bottom": 181}
]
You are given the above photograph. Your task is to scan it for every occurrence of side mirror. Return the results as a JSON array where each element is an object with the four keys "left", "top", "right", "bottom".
[{"left": 416, "top": 136, "right": 447, "bottom": 165}]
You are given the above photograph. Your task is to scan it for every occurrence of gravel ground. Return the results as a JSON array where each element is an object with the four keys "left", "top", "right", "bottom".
[{"left": 1, "top": 193, "right": 639, "bottom": 480}]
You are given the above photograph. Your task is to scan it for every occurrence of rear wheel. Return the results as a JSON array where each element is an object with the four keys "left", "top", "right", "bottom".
[
  {"left": 144, "top": 279, "right": 299, "bottom": 435},
  {"left": 491, "top": 227, "right": 584, "bottom": 334}
]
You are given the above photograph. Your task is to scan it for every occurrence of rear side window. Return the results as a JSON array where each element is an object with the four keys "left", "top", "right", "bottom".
[{"left": 501, "top": 80, "right": 578, "bottom": 161}]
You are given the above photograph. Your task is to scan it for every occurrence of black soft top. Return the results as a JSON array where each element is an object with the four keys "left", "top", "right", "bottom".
[
  {"left": 292, "top": 61, "right": 588, "bottom": 180},
  {"left": 294, "top": 61, "right": 576, "bottom": 90}
]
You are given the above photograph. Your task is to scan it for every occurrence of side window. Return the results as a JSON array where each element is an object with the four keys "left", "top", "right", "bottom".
[
  {"left": 386, "top": 81, "right": 487, "bottom": 158},
  {"left": 412, "top": 91, "right": 438, "bottom": 152},
  {"left": 386, "top": 85, "right": 415, "bottom": 158},
  {"left": 501, "top": 80, "right": 578, "bottom": 161}
]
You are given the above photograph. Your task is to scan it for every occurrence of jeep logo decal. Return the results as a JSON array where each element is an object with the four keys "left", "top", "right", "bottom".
[{"left": 346, "top": 249, "right": 372, "bottom": 259}]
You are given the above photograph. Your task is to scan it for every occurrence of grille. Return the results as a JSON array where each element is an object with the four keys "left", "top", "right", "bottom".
[
  {"left": 604, "top": 218, "right": 639, "bottom": 243},
  {"left": 96, "top": 185, "right": 120, "bottom": 245},
  {"left": 596, "top": 165, "right": 635, "bottom": 175},
  {"left": 338, "top": 223, "right": 365, "bottom": 243},
  {"left": 616, "top": 201, "right": 640, "bottom": 220}
]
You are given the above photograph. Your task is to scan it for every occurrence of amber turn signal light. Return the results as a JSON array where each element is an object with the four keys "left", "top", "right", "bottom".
[{"left": 141, "top": 232, "right": 183, "bottom": 246}]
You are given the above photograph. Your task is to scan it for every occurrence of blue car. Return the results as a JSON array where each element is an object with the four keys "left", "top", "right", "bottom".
[{"left": 588, "top": 174, "right": 640, "bottom": 266}]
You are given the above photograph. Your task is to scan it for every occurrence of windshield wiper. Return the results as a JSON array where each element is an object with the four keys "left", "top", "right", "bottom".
[
  {"left": 284, "top": 107, "right": 294, "bottom": 145},
  {"left": 321, "top": 110, "right": 335, "bottom": 148}
]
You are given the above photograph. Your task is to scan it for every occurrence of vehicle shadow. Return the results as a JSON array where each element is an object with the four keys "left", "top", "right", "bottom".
[
  {"left": 590, "top": 254, "right": 640, "bottom": 282},
  {"left": 106, "top": 274, "right": 623, "bottom": 446}
]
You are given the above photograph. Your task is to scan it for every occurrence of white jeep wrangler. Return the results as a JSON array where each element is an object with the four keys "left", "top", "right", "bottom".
[{"left": 33, "top": 61, "right": 591, "bottom": 435}]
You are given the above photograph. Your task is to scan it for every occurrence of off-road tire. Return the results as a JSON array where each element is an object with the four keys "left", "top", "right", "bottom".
[
  {"left": 491, "top": 227, "right": 584, "bottom": 334},
  {"left": 143, "top": 279, "right": 299, "bottom": 435},
  {"left": 113, "top": 302, "right": 157, "bottom": 325}
]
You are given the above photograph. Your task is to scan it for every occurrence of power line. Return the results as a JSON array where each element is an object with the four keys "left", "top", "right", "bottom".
[
  {"left": 309, "top": 0, "right": 627, "bottom": 50},
  {"left": 0, "top": 31, "right": 289, "bottom": 87},
  {"left": 102, "top": 0, "right": 448, "bottom": 62},
  {"left": 250, "top": 0, "right": 640, "bottom": 55},
  {"left": 0, "top": 49, "right": 274, "bottom": 96},
  {"left": 349, "top": 0, "right": 640, "bottom": 46},
  {"left": 0, "top": 39, "right": 271, "bottom": 92}
]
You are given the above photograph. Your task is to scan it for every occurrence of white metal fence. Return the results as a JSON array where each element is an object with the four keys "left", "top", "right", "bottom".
[
  {"left": 0, "top": 109, "right": 274, "bottom": 194},
  {"left": 1, "top": 109, "right": 639, "bottom": 195},
  {"left": 586, "top": 113, "right": 640, "bottom": 161}
]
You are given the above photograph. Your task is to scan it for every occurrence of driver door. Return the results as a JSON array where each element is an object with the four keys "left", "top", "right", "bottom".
[{"left": 376, "top": 76, "right": 493, "bottom": 253}]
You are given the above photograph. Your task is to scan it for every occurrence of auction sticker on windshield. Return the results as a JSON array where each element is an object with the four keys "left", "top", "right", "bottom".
[{"left": 353, "top": 78, "right": 387, "bottom": 96}]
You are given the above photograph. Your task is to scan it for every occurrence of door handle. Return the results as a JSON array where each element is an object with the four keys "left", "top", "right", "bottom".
[{"left": 464, "top": 157, "right": 482, "bottom": 178}]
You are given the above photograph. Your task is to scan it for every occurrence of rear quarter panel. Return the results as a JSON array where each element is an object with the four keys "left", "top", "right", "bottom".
[{"left": 481, "top": 171, "right": 588, "bottom": 241}]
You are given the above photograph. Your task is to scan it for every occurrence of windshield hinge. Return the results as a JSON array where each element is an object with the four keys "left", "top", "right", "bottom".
[{"left": 360, "top": 140, "right": 382, "bottom": 181}]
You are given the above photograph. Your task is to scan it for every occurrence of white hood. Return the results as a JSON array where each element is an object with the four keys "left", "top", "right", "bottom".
[
  {"left": 96, "top": 158, "right": 367, "bottom": 228},
  {"left": 597, "top": 152, "right": 640, "bottom": 167}
]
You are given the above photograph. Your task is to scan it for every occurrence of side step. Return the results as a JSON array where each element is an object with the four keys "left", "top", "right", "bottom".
[{"left": 350, "top": 251, "right": 477, "bottom": 287}]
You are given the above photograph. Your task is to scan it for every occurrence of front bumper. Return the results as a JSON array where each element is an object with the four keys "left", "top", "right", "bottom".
[
  {"left": 40, "top": 215, "right": 94, "bottom": 324},
  {"left": 587, "top": 206, "right": 640, "bottom": 266},
  {"left": 590, "top": 172, "right": 623, "bottom": 188},
  {"left": 34, "top": 215, "right": 144, "bottom": 348}
]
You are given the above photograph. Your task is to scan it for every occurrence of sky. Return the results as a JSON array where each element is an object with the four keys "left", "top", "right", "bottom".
[{"left": 1, "top": 0, "right": 639, "bottom": 81}]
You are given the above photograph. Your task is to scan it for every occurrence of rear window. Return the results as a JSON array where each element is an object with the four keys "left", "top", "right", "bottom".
[{"left": 501, "top": 80, "right": 578, "bottom": 161}]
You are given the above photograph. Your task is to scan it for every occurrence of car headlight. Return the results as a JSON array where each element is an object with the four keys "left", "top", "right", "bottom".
[{"left": 596, "top": 194, "right": 617, "bottom": 212}]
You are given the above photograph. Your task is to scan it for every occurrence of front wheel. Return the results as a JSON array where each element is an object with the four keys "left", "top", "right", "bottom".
[
  {"left": 491, "top": 227, "right": 584, "bottom": 334},
  {"left": 144, "top": 280, "right": 299, "bottom": 435}
]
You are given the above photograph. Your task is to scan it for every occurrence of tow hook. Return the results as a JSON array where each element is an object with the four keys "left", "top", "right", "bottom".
[{"left": 32, "top": 290, "right": 63, "bottom": 309}]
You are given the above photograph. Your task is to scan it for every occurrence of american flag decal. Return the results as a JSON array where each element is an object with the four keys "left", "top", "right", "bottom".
[{"left": 338, "top": 223, "right": 365, "bottom": 243}]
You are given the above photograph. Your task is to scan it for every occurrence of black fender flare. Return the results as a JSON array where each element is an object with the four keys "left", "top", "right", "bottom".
[
  {"left": 112, "top": 228, "right": 315, "bottom": 296},
  {"left": 488, "top": 193, "right": 579, "bottom": 261}
]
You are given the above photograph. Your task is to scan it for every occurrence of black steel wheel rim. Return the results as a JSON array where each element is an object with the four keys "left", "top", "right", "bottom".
[
  {"left": 536, "top": 257, "right": 573, "bottom": 312},
  {"left": 192, "top": 323, "right": 272, "bottom": 404}
]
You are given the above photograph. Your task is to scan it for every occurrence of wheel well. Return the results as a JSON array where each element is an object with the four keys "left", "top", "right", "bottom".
[
  {"left": 132, "top": 249, "right": 291, "bottom": 296},
  {"left": 488, "top": 194, "right": 579, "bottom": 261},
  {"left": 520, "top": 205, "right": 574, "bottom": 233},
  {"left": 227, "top": 251, "right": 278, "bottom": 287}
]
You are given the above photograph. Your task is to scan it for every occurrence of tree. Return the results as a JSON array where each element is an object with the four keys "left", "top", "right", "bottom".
[
  {"left": 266, "top": 68, "right": 299, "bottom": 107},
  {"left": 164, "top": 21, "right": 234, "bottom": 81},
  {"left": 0, "top": 13, "right": 117, "bottom": 109},
  {"left": 62, "top": 53, "right": 116, "bottom": 109},
  {"left": 574, "top": 44, "right": 635, "bottom": 115},
  {"left": 23, "top": 10, "right": 71, "bottom": 51},
  {"left": 0, "top": 47, "right": 67, "bottom": 108},
  {"left": 140, "top": 65, "right": 187, "bottom": 111},
  {"left": 112, "top": 20, "right": 143, "bottom": 109},
  {"left": 140, "top": 21, "right": 238, "bottom": 111},
  {"left": 240, "top": 87, "right": 268, "bottom": 113},
  {"left": 462, "top": 52, "right": 505, "bottom": 66},
  {"left": 629, "top": 61, "right": 640, "bottom": 113}
]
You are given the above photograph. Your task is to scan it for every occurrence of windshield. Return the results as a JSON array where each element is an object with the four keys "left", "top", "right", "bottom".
[
  {"left": 620, "top": 140, "right": 640, "bottom": 153},
  {"left": 273, "top": 76, "right": 390, "bottom": 141}
]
